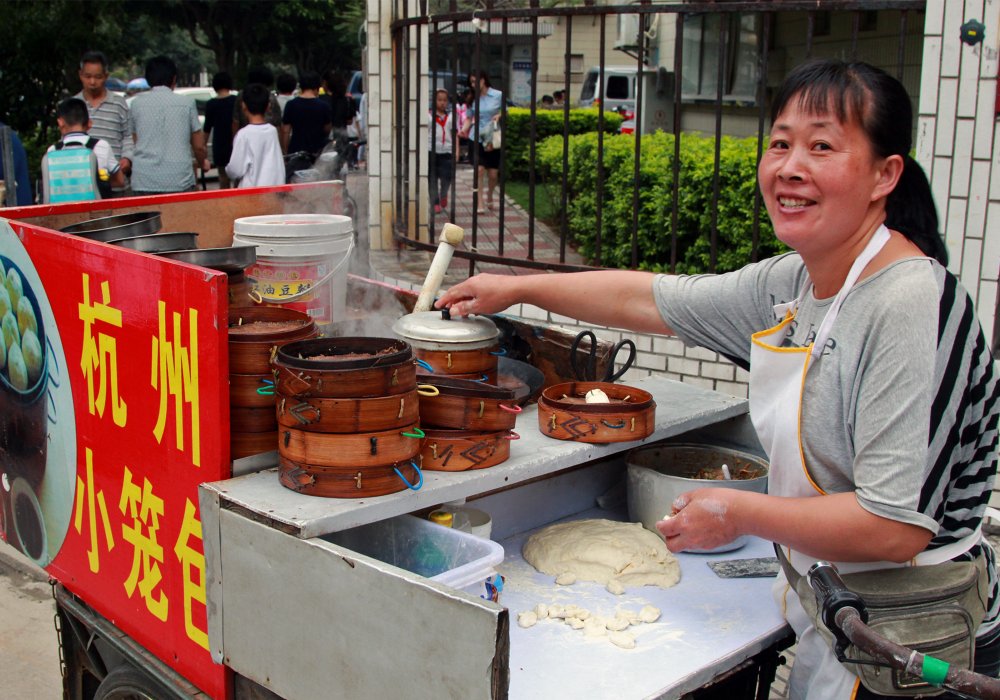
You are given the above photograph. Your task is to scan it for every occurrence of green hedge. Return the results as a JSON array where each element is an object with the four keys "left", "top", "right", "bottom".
[
  {"left": 502, "top": 107, "right": 622, "bottom": 180},
  {"left": 535, "top": 131, "right": 788, "bottom": 274}
]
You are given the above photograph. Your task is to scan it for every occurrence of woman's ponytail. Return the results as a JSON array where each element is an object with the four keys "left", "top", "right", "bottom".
[{"left": 885, "top": 155, "right": 948, "bottom": 266}]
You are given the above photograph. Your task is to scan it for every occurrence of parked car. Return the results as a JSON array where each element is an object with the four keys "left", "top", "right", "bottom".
[{"left": 578, "top": 65, "right": 640, "bottom": 114}]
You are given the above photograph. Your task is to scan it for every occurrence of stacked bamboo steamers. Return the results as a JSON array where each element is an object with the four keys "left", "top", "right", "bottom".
[
  {"left": 272, "top": 337, "right": 425, "bottom": 497},
  {"left": 228, "top": 308, "right": 319, "bottom": 459}
]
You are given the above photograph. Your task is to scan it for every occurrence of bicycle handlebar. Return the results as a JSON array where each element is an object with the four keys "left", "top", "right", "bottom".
[{"left": 807, "top": 561, "right": 1000, "bottom": 699}]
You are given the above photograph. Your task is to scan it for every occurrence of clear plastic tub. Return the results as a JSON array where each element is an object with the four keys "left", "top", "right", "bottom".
[{"left": 321, "top": 514, "right": 505, "bottom": 599}]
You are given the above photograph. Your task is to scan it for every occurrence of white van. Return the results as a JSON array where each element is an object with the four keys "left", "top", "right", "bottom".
[{"left": 577, "top": 66, "right": 639, "bottom": 113}]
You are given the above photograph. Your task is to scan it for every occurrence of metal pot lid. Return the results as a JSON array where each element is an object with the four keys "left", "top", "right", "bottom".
[{"left": 392, "top": 309, "right": 499, "bottom": 344}]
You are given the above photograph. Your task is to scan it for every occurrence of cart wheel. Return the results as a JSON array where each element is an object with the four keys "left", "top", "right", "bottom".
[{"left": 94, "top": 664, "right": 171, "bottom": 700}]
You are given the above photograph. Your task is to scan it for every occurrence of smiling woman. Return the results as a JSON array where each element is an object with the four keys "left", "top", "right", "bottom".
[{"left": 434, "top": 58, "right": 1000, "bottom": 700}]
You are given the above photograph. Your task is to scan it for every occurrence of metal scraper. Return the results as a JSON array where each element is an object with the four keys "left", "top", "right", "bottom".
[{"left": 708, "top": 557, "right": 780, "bottom": 578}]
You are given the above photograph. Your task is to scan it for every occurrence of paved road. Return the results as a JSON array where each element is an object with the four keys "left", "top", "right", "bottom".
[{"left": 0, "top": 543, "right": 62, "bottom": 698}]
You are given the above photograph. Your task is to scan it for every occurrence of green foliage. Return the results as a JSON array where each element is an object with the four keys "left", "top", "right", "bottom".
[
  {"left": 535, "top": 131, "right": 788, "bottom": 274},
  {"left": 502, "top": 108, "right": 622, "bottom": 180}
]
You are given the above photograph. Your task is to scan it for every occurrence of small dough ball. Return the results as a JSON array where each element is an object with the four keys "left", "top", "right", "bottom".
[
  {"left": 517, "top": 611, "right": 538, "bottom": 628},
  {"left": 639, "top": 605, "right": 661, "bottom": 624},
  {"left": 16, "top": 296, "right": 36, "bottom": 339},
  {"left": 548, "top": 604, "right": 565, "bottom": 619},
  {"left": 534, "top": 603, "right": 549, "bottom": 620},
  {"left": 606, "top": 616, "right": 630, "bottom": 632},
  {"left": 575, "top": 609, "right": 591, "bottom": 621},
  {"left": 566, "top": 617, "right": 585, "bottom": 630},
  {"left": 2, "top": 312, "right": 19, "bottom": 352},
  {"left": 0, "top": 285, "right": 11, "bottom": 319},
  {"left": 619, "top": 609, "right": 641, "bottom": 626},
  {"left": 606, "top": 579, "right": 625, "bottom": 596},
  {"left": 584, "top": 388, "right": 610, "bottom": 404},
  {"left": 20, "top": 330, "right": 42, "bottom": 385},
  {"left": 5, "top": 268, "right": 22, "bottom": 313},
  {"left": 584, "top": 618, "right": 607, "bottom": 637},
  {"left": 609, "top": 631, "right": 636, "bottom": 649},
  {"left": 555, "top": 572, "right": 577, "bottom": 586},
  {"left": 7, "top": 342, "right": 27, "bottom": 391},
  {"left": 564, "top": 604, "right": 580, "bottom": 616}
]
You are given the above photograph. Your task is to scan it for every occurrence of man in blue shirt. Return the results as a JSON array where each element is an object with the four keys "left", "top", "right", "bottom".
[
  {"left": 0, "top": 122, "right": 33, "bottom": 206},
  {"left": 129, "top": 56, "right": 207, "bottom": 195}
]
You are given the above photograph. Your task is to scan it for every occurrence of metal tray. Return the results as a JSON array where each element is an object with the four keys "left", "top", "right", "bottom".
[
  {"left": 107, "top": 232, "right": 199, "bottom": 253},
  {"left": 158, "top": 245, "right": 256, "bottom": 273},
  {"left": 59, "top": 211, "right": 162, "bottom": 242}
]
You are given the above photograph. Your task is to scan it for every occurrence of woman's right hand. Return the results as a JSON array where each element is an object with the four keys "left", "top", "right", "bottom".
[{"left": 435, "top": 273, "right": 517, "bottom": 317}]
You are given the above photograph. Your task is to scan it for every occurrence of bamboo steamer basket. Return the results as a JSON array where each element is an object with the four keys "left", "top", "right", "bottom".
[
  {"left": 231, "top": 406, "right": 279, "bottom": 432},
  {"left": 230, "top": 373, "right": 279, "bottom": 408},
  {"left": 278, "top": 424, "right": 423, "bottom": 467},
  {"left": 419, "top": 428, "right": 515, "bottom": 471},
  {"left": 274, "top": 389, "right": 420, "bottom": 433},
  {"left": 229, "top": 307, "right": 318, "bottom": 374},
  {"left": 537, "top": 381, "right": 655, "bottom": 443},
  {"left": 278, "top": 456, "right": 422, "bottom": 498},
  {"left": 273, "top": 337, "right": 415, "bottom": 398},
  {"left": 417, "top": 375, "right": 521, "bottom": 431},
  {"left": 232, "top": 431, "right": 277, "bottom": 460}
]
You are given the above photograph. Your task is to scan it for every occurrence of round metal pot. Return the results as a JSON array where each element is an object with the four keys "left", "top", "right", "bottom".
[
  {"left": 392, "top": 309, "right": 499, "bottom": 353},
  {"left": 626, "top": 443, "right": 768, "bottom": 554}
]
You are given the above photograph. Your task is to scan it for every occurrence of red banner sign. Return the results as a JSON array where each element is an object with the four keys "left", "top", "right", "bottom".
[{"left": 0, "top": 219, "right": 230, "bottom": 698}]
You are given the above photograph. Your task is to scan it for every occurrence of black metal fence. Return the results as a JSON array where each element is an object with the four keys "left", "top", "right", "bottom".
[{"left": 390, "top": 1, "right": 925, "bottom": 275}]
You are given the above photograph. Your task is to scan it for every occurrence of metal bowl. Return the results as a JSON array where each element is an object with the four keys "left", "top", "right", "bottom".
[
  {"left": 158, "top": 245, "right": 257, "bottom": 273},
  {"left": 626, "top": 443, "right": 768, "bottom": 554},
  {"left": 59, "top": 211, "right": 162, "bottom": 242},
  {"left": 107, "top": 232, "right": 199, "bottom": 253}
]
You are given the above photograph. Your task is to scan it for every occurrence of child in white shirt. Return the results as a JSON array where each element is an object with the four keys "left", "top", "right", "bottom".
[
  {"left": 226, "top": 83, "right": 285, "bottom": 188},
  {"left": 429, "top": 89, "right": 455, "bottom": 214}
]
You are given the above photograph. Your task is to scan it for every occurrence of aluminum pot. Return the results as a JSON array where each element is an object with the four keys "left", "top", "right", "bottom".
[
  {"left": 626, "top": 442, "right": 768, "bottom": 554},
  {"left": 392, "top": 308, "right": 500, "bottom": 377}
]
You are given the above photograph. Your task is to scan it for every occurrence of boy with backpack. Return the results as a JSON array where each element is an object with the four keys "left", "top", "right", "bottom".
[
  {"left": 226, "top": 83, "right": 285, "bottom": 188},
  {"left": 42, "top": 98, "right": 124, "bottom": 203}
]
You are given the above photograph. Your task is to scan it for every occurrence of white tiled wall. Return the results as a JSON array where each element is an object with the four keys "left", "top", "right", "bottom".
[{"left": 919, "top": 0, "right": 1000, "bottom": 340}]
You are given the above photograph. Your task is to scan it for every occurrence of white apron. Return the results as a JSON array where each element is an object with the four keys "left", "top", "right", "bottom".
[{"left": 747, "top": 225, "right": 982, "bottom": 699}]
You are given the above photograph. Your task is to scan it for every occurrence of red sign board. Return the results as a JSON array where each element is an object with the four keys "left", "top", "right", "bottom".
[{"left": 0, "top": 219, "right": 230, "bottom": 698}]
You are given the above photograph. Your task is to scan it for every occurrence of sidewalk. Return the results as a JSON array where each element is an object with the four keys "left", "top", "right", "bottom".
[{"left": 368, "top": 162, "right": 585, "bottom": 292}]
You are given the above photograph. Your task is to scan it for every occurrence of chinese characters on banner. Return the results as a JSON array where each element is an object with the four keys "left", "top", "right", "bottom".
[{"left": 1, "top": 222, "right": 229, "bottom": 699}]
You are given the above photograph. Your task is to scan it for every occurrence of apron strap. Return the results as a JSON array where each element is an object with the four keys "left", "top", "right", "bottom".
[{"left": 810, "top": 225, "right": 890, "bottom": 360}]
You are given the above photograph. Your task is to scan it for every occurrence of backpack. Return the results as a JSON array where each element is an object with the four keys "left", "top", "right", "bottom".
[{"left": 41, "top": 137, "right": 110, "bottom": 203}]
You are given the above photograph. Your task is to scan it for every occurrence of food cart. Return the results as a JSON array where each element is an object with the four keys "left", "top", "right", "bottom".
[{"left": 0, "top": 184, "right": 793, "bottom": 700}]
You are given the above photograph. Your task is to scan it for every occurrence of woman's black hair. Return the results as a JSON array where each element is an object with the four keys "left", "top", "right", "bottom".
[{"left": 771, "top": 59, "right": 948, "bottom": 266}]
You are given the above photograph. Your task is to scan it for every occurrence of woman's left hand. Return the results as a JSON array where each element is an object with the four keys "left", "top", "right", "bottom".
[{"left": 656, "top": 488, "right": 744, "bottom": 552}]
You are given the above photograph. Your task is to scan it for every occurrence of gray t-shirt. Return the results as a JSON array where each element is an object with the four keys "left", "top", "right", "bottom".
[
  {"left": 654, "top": 253, "right": 998, "bottom": 541},
  {"left": 655, "top": 253, "right": 1000, "bottom": 635}
]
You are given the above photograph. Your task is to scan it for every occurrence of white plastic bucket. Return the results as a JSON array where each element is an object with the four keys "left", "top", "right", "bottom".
[{"left": 233, "top": 215, "right": 354, "bottom": 325}]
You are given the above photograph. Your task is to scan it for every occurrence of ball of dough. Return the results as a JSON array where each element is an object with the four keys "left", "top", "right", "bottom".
[
  {"left": 16, "top": 296, "right": 37, "bottom": 339},
  {"left": 5, "top": 268, "right": 22, "bottom": 314},
  {"left": 609, "top": 631, "right": 636, "bottom": 649},
  {"left": 517, "top": 611, "right": 538, "bottom": 628},
  {"left": 584, "top": 618, "right": 607, "bottom": 637},
  {"left": 2, "top": 312, "right": 19, "bottom": 353},
  {"left": 20, "top": 329, "right": 42, "bottom": 386},
  {"left": 576, "top": 609, "right": 591, "bottom": 621},
  {"left": 548, "top": 604, "right": 565, "bottom": 619},
  {"left": 606, "top": 579, "right": 626, "bottom": 595},
  {"left": 606, "top": 616, "right": 629, "bottom": 632},
  {"left": 565, "top": 617, "right": 585, "bottom": 630},
  {"left": 639, "top": 605, "right": 661, "bottom": 623},
  {"left": 0, "top": 285, "right": 11, "bottom": 320},
  {"left": 7, "top": 342, "right": 27, "bottom": 391},
  {"left": 523, "top": 519, "right": 680, "bottom": 589},
  {"left": 534, "top": 603, "right": 549, "bottom": 620},
  {"left": 555, "top": 572, "right": 577, "bottom": 586}
]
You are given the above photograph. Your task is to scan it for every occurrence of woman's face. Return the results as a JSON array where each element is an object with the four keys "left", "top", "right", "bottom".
[{"left": 758, "top": 96, "right": 893, "bottom": 258}]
